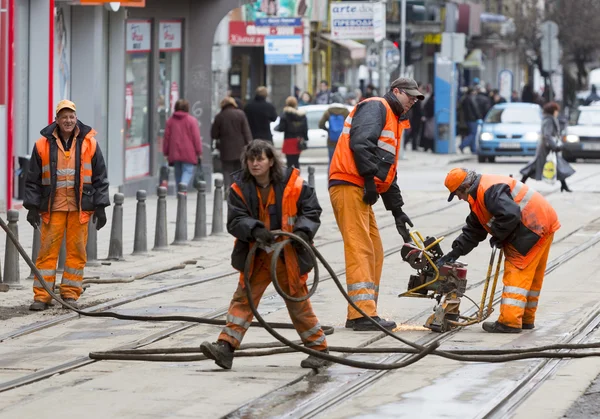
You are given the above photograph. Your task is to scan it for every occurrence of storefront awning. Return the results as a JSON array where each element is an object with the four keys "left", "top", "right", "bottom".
[
  {"left": 321, "top": 34, "right": 366, "bottom": 60},
  {"left": 463, "top": 49, "right": 485, "bottom": 69}
]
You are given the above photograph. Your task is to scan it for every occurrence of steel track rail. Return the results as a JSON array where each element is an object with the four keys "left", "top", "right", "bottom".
[
  {"left": 2, "top": 172, "right": 598, "bottom": 398},
  {"left": 227, "top": 228, "right": 600, "bottom": 418}
]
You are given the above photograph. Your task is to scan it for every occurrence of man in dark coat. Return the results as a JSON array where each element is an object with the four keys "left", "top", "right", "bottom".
[
  {"left": 211, "top": 96, "right": 253, "bottom": 194},
  {"left": 244, "top": 86, "right": 278, "bottom": 142}
]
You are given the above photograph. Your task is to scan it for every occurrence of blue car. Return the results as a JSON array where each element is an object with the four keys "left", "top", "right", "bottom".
[{"left": 476, "top": 103, "right": 542, "bottom": 163}]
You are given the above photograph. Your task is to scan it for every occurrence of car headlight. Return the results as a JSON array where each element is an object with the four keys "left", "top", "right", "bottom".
[
  {"left": 480, "top": 132, "right": 493, "bottom": 141},
  {"left": 524, "top": 132, "right": 540, "bottom": 141},
  {"left": 564, "top": 134, "right": 580, "bottom": 143}
]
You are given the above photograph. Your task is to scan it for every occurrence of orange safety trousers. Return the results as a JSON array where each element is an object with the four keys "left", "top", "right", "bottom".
[
  {"left": 218, "top": 250, "right": 328, "bottom": 351},
  {"left": 498, "top": 233, "right": 554, "bottom": 328},
  {"left": 329, "top": 184, "right": 383, "bottom": 320},
  {"left": 34, "top": 211, "right": 88, "bottom": 302}
]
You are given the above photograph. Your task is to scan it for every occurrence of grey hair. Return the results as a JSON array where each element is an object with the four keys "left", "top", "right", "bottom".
[{"left": 458, "top": 169, "right": 478, "bottom": 191}]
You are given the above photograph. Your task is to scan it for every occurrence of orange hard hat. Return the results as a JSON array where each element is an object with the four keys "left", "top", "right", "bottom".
[{"left": 444, "top": 168, "right": 468, "bottom": 201}]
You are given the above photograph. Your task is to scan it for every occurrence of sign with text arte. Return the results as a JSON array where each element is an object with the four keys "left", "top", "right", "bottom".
[
  {"left": 126, "top": 20, "right": 151, "bottom": 53},
  {"left": 229, "top": 21, "right": 303, "bottom": 46},
  {"left": 264, "top": 35, "right": 303, "bottom": 65},
  {"left": 159, "top": 21, "right": 182, "bottom": 51},
  {"left": 330, "top": 1, "right": 380, "bottom": 40}
]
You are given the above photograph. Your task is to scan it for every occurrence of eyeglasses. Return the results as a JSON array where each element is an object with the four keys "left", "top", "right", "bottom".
[{"left": 400, "top": 90, "right": 419, "bottom": 102}]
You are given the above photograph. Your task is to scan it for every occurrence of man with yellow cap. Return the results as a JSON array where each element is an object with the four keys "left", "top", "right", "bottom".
[
  {"left": 24, "top": 100, "right": 110, "bottom": 311},
  {"left": 438, "top": 168, "right": 560, "bottom": 333}
]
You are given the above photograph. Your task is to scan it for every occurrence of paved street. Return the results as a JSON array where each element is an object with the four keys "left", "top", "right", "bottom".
[{"left": 2, "top": 151, "right": 600, "bottom": 418}]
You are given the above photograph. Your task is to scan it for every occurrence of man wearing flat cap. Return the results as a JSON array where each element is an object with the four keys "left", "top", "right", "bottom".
[
  {"left": 328, "top": 77, "right": 424, "bottom": 331},
  {"left": 24, "top": 100, "right": 110, "bottom": 311}
]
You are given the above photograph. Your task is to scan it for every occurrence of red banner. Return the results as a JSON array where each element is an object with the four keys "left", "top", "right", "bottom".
[{"left": 229, "top": 21, "right": 303, "bottom": 47}]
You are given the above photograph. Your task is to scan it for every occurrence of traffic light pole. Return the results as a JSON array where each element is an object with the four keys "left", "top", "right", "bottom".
[{"left": 400, "top": 0, "right": 406, "bottom": 77}]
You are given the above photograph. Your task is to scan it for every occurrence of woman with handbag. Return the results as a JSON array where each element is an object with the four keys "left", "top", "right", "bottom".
[
  {"left": 275, "top": 96, "right": 309, "bottom": 169},
  {"left": 520, "top": 102, "right": 575, "bottom": 192}
]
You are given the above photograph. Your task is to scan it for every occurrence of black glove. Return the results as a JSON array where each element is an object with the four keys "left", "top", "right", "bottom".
[
  {"left": 489, "top": 236, "right": 502, "bottom": 249},
  {"left": 27, "top": 209, "right": 41, "bottom": 230},
  {"left": 293, "top": 230, "right": 311, "bottom": 250},
  {"left": 393, "top": 210, "right": 414, "bottom": 243},
  {"left": 362, "top": 176, "right": 379, "bottom": 205},
  {"left": 93, "top": 207, "right": 107, "bottom": 231},
  {"left": 436, "top": 248, "right": 461, "bottom": 268},
  {"left": 252, "top": 226, "right": 274, "bottom": 246}
]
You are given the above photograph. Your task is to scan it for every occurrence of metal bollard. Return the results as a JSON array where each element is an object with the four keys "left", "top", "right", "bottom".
[
  {"left": 57, "top": 234, "right": 66, "bottom": 271},
  {"left": 3, "top": 210, "right": 22, "bottom": 288},
  {"left": 173, "top": 183, "right": 188, "bottom": 244},
  {"left": 308, "top": 166, "right": 315, "bottom": 188},
  {"left": 86, "top": 217, "right": 100, "bottom": 267},
  {"left": 153, "top": 186, "right": 169, "bottom": 250},
  {"left": 133, "top": 190, "right": 148, "bottom": 254},
  {"left": 211, "top": 178, "right": 224, "bottom": 235},
  {"left": 107, "top": 193, "right": 124, "bottom": 260},
  {"left": 193, "top": 181, "right": 207, "bottom": 240},
  {"left": 28, "top": 227, "right": 41, "bottom": 279}
]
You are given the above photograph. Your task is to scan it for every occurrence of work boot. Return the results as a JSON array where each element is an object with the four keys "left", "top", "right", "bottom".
[
  {"left": 522, "top": 323, "right": 535, "bottom": 330},
  {"left": 344, "top": 319, "right": 355, "bottom": 329},
  {"left": 29, "top": 301, "right": 50, "bottom": 311},
  {"left": 352, "top": 316, "right": 397, "bottom": 331},
  {"left": 200, "top": 340, "right": 234, "bottom": 370},
  {"left": 300, "top": 349, "right": 330, "bottom": 369},
  {"left": 482, "top": 321, "right": 522, "bottom": 333},
  {"left": 61, "top": 298, "right": 79, "bottom": 310}
]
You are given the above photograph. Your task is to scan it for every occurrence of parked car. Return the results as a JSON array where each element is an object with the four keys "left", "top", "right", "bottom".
[
  {"left": 271, "top": 104, "right": 354, "bottom": 150},
  {"left": 562, "top": 105, "right": 600, "bottom": 162},
  {"left": 476, "top": 103, "right": 542, "bottom": 163}
]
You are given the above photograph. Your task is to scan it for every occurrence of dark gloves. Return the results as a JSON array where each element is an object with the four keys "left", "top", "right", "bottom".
[
  {"left": 362, "top": 176, "right": 379, "bottom": 205},
  {"left": 436, "top": 248, "right": 461, "bottom": 268},
  {"left": 294, "top": 230, "right": 310, "bottom": 245},
  {"left": 393, "top": 210, "right": 414, "bottom": 243},
  {"left": 93, "top": 207, "right": 107, "bottom": 231},
  {"left": 27, "top": 209, "right": 41, "bottom": 230},
  {"left": 252, "top": 226, "right": 274, "bottom": 246},
  {"left": 489, "top": 236, "right": 502, "bottom": 249}
]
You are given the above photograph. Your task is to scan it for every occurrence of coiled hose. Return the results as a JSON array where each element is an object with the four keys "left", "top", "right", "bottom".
[{"left": 3, "top": 217, "right": 600, "bottom": 368}]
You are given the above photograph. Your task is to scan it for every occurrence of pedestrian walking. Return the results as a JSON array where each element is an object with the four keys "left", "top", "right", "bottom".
[
  {"left": 520, "top": 102, "right": 575, "bottom": 192},
  {"left": 405, "top": 85, "right": 425, "bottom": 151},
  {"left": 24, "top": 100, "right": 110, "bottom": 311},
  {"left": 421, "top": 92, "right": 435, "bottom": 152},
  {"left": 200, "top": 140, "right": 328, "bottom": 370},
  {"left": 328, "top": 77, "right": 424, "bottom": 331},
  {"left": 458, "top": 88, "right": 481, "bottom": 153},
  {"left": 211, "top": 96, "right": 253, "bottom": 195},
  {"left": 314, "top": 80, "right": 332, "bottom": 104},
  {"left": 318, "top": 99, "right": 349, "bottom": 166},
  {"left": 275, "top": 96, "right": 309, "bottom": 169},
  {"left": 163, "top": 99, "right": 203, "bottom": 187},
  {"left": 439, "top": 168, "right": 560, "bottom": 333},
  {"left": 244, "top": 86, "right": 278, "bottom": 142}
]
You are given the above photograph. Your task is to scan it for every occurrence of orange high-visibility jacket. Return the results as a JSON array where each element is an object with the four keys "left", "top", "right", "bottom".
[
  {"left": 329, "top": 97, "right": 410, "bottom": 194},
  {"left": 468, "top": 174, "right": 560, "bottom": 269}
]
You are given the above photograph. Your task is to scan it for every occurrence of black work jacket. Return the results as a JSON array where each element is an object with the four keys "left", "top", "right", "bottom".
[
  {"left": 227, "top": 167, "right": 322, "bottom": 274},
  {"left": 23, "top": 120, "right": 110, "bottom": 212}
]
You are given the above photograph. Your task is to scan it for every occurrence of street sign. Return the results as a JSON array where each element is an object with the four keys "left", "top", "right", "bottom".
[
  {"left": 541, "top": 20, "right": 559, "bottom": 73},
  {"left": 330, "top": 1, "right": 387, "bottom": 40},
  {"left": 372, "top": 2, "right": 386, "bottom": 43},
  {"left": 440, "top": 32, "right": 466, "bottom": 63},
  {"left": 264, "top": 35, "right": 303, "bottom": 65},
  {"left": 255, "top": 17, "right": 302, "bottom": 27},
  {"left": 366, "top": 41, "right": 400, "bottom": 73}
]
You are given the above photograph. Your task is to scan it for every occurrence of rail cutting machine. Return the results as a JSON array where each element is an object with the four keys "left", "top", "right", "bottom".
[{"left": 399, "top": 231, "right": 503, "bottom": 333}]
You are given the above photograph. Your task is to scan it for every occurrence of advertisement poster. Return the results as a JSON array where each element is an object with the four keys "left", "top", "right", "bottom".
[
  {"left": 125, "top": 144, "right": 150, "bottom": 180},
  {"left": 159, "top": 21, "right": 182, "bottom": 51},
  {"left": 242, "top": 0, "right": 312, "bottom": 20},
  {"left": 126, "top": 20, "right": 151, "bottom": 53}
]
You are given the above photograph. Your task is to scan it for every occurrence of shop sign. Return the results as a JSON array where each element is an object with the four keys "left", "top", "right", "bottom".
[
  {"left": 424, "top": 33, "right": 442, "bottom": 45},
  {"left": 126, "top": 20, "right": 151, "bottom": 53},
  {"left": 330, "top": 1, "right": 378, "bottom": 40},
  {"left": 159, "top": 21, "right": 182, "bottom": 51},
  {"left": 264, "top": 35, "right": 303, "bottom": 65},
  {"left": 229, "top": 21, "right": 303, "bottom": 46},
  {"left": 125, "top": 144, "right": 150, "bottom": 180},
  {"left": 256, "top": 17, "right": 302, "bottom": 26}
]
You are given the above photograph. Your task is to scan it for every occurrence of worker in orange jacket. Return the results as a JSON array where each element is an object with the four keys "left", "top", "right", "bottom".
[
  {"left": 24, "top": 100, "right": 110, "bottom": 311},
  {"left": 439, "top": 168, "right": 560, "bottom": 333},
  {"left": 201, "top": 140, "right": 328, "bottom": 370},
  {"left": 328, "top": 78, "right": 424, "bottom": 331}
]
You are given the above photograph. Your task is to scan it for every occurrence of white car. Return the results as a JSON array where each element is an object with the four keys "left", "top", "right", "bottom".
[
  {"left": 270, "top": 104, "right": 354, "bottom": 150},
  {"left": 563, "top": 105, "right": 600, "bottom": 162}
]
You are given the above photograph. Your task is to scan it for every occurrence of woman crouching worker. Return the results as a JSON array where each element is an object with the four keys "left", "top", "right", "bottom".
[{"left": 200, "top": 140, "right": 329, "bottom": 370}]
